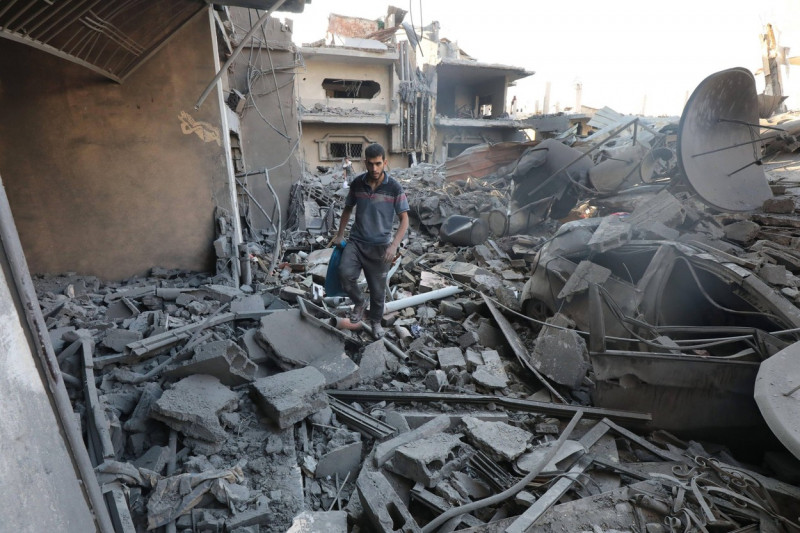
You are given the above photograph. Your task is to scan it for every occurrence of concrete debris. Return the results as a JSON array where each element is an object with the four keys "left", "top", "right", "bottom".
[
  {"left": 461, "top": 416, "right": 533, "bottom": 462},
  {"left": 251, "top": 367, "right": 328, "bottom": 429},
  {"left": 164, "top": 339, "right": 257, "bottom": 386},
  {"left": 150, "top": 374, "right": 238, "bottom": 453},
  {"left": 31, "top": 107, "right": 800, "bottom": 531},
  {"left": 531, "top": 322, "right": 590, "bottom": 389}
]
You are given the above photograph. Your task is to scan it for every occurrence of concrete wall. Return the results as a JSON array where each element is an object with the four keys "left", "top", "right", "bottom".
[
  {"left": 299, "top": 123, "right": 406, "bottom": 172},
  {"left": 228, "top": 13, "right": 303, "bottom": 236},
  {"left": 0, "top": 10, "right": 232, "bottom": 280},
  {"left": 0, "top": 182, "right": 101, "bottom": 532},
  {"left": 299, "top": 58, "right": 394, "bottom": 113}
]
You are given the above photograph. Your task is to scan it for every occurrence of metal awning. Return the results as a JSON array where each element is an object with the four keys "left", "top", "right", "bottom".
[{"left": 0, "top": 0, "right": 306, "bottom": 83}]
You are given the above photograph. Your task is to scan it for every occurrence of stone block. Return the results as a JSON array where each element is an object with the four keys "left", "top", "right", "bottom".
[
  {"left": 387, "top": 433, "right": 469, "bottom": 487},
  {"left": 437, "top": 347, "right": 466, "bottom": 371},
  {"left": 462, "top": 416, "right": 533, "bottom": 462},
  {"left": 251, "top": 367, "right": 328, "bottom": 429}
]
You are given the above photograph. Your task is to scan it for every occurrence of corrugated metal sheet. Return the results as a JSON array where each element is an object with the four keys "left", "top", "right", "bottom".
[{"left": 0, "top": 0, "right": 206, "bottom": 82}]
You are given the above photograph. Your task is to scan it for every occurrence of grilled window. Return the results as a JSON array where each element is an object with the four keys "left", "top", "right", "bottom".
[{"left": 329, "top": 142, "right": 363, "bottom": 160}]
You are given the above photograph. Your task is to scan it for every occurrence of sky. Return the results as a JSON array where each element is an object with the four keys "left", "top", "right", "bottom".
[{"left": 279, "top": 0, "right": 800, "bottom": 117}]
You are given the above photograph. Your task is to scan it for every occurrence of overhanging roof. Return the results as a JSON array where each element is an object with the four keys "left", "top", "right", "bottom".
[
  {"left": 0, "top": 0, "right": 305, "bottom": 83},
  {"left": 436, "top": 57, "right": 534, "bottom": 84}
]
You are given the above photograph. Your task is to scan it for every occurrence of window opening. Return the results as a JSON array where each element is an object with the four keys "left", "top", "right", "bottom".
[{"left": 322, "top": 79, "right": 380, "bottom": 99}]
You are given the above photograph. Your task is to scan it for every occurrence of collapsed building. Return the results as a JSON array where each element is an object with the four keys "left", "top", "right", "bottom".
[
  {"left": 3, "top": 3, "right": 800, "bottom": 533},
  {"left": 297, "top": 7, "right": 584, "bottom": 170}
]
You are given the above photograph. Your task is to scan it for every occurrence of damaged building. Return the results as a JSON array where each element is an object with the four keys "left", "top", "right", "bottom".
[{"left": 4, "top": 3, "right": 800, "bottom": 533}]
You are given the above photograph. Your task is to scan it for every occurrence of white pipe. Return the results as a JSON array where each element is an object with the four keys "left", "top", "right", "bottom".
[{"left": 383, "top": 286, "right": 462, "bottom": 313}]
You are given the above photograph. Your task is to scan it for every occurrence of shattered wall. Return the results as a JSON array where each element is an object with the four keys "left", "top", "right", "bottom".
[
  {"left": 298, "top": 56, "right": 396, "bottom": 114},
  {"left": 0, "top": 11, "right": 232, "bottom": 280},
  {"left": 227, "top": 12, "right": 303, "bottom": 235}
]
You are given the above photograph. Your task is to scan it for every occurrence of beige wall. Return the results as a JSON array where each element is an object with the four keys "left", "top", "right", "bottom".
[
  {"left": 298, "top": 58, "right": 394, "bottom": 114},
  {"left": 0, "top": 11, "right": 231, "bottom": 279},
  {"left": 300, "top": 123, "right": 406, "bottom": 172}
]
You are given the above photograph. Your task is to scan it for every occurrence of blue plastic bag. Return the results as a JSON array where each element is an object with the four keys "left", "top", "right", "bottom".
[{"left": 324, "top": 240, "right": 348, "bottom": 297}]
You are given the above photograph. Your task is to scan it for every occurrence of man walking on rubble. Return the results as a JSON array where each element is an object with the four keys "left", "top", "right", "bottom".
[{"left": 330, "top": 143, "right": 409, "bottom": 338}]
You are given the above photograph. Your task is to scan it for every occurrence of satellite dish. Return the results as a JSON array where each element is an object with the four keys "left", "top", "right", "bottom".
[{"left": 677, "top": 67, "right": 773, "bottom": 211}]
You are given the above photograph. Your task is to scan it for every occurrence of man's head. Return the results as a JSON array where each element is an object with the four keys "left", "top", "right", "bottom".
[{"left": 364, "top": 143, "right": 387, "bottom": 181}]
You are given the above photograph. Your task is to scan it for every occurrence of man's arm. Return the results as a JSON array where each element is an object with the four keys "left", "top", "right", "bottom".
[
  {"left": 329, "top": 205, "right": 353, "bottom": 247},
  {"left": 383, "top": 211, "right": 409, "bottom": 263}
]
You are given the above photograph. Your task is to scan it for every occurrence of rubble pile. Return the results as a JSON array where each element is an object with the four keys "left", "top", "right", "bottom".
[
  {"left": 37, "top": 149, "right": 800, "bottom": 530},
  {"left": 37, "top": 93, "right": 800, "bottom": 529}
]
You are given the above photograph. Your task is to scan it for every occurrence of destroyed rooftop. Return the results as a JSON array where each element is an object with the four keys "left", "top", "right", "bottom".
[{"left": 5, "top": 4, "right": 800, "bottom": 533}]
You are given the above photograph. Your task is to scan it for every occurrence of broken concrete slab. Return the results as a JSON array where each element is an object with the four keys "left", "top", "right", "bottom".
[
  {"left": 437, "top": 346, "right": 466, "bottom": 371},
  {"left": 462, "top": 416, "right": 533, "bottom": 462},
  {"left": 556, "top": 260, "right": 612, "bottom": 301},
  {"left": 387, "top": 432, "right": 468, "bottom": 487},
  {"left": 359, "top": 340, "right": 401, "bottom": 383},
  {"left": 374, "top": 414, "right": 450, "bottom": 467},
  {"left": 587, "top": 215, "right": 632, "bottom": 253},
  {"left": 164, "top": 340, "right": 257, "bottom": 386},
  {"left": 472, "top": 350, "right": 509, "bottom": 390},
  {"left": 230, "top": 294, "right": 267, "bottom": 319},
  {"left": 627, "top": 189, "right": 686, "bottom": 228},
  {"left": 309, "top": 352, "right": 360, "bottom": 389},
  {"left": 257, "top": 310, "right": 345, "bottom": 371},
  {"left": 531, "top": 323, "right": 590, "bottom": 390},
  {"left": 287, "top": 511, "right": 347, "bottom": 533},
  {"left": 150, "top": 374, "right": 238, "bottom": 448},
  {"left": 432, "top": 261, "right": 489, "bottom": 283},
  {"left": 102, "top": 328, "right": 143, "bottom": 352},
  {"left": 314, "top": 441, "right": 362, "bottom": 480},
  {"left": 251, "top": 367, "right": 328, "bottom": 429},
  {"left": 239, "top": 328, "right": 271, "bottom": 364},
  {"left": 123, "top": 382, "right": 163, "bottom": 433}
]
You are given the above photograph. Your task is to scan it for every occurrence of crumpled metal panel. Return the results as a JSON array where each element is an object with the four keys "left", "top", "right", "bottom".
[{"left": 0, "top": 0, "right": 206, "bottom": 82}]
